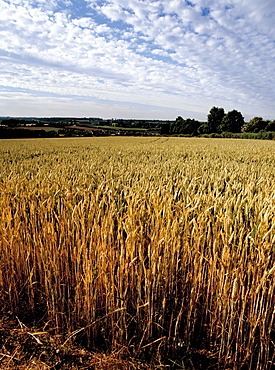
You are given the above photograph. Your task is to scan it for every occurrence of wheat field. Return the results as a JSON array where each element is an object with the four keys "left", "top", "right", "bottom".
[{"left": 0, "top": 136, "right": 274, "bottom": 369}]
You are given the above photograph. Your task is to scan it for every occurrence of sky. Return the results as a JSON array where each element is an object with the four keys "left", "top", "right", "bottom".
[{"left": 0, "top": 0, "right": 274, "bottom": 121}]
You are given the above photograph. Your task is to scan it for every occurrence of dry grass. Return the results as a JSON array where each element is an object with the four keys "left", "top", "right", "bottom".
[
  {"left": 0, "top": 315, "right": 156, "bottom": 369},
  {"left": 0, "top": 137, "right": 274, "bottom": 369}
]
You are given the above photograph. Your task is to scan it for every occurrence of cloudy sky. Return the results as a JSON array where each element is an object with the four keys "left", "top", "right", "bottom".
[{"left": 0, "top": 0, "right": 274, "bottom": 120}]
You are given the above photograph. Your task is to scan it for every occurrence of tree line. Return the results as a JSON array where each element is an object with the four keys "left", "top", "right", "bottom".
[
  {"left": 165, "top": 107, "right": 275, "bottom": 136},
  {"left": 1, "top": 108, "right": 275, "bottom": 139}
]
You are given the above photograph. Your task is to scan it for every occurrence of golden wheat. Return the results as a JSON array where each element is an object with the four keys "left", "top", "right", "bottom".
[{"left": 0, "top": 137, "right": 274, "bottom": 369}]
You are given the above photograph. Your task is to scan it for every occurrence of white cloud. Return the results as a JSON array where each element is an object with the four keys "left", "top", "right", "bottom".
[
  {"left": 0, "top": 0, "right": 274, "bottom": 120},
  {"left": 151, "top": 49, "right": 169, "bottom": 57}
]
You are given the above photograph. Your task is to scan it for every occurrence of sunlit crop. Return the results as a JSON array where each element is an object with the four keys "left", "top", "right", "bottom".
[{"left": 0, "top": 137, "right": 274, "bottom": 369}]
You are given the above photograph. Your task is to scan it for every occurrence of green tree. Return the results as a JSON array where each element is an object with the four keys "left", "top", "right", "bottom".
[
  {"left": 207, "top": 107, "right": 225, "bottom": 133},
  {"left": 171, "top": 116, "right": 200, "bottom": 135},
  {"left": 219, "top": 109, "right": 244, "bottom": 133},
  {"left": 265, "top": 120, "right": 275, "bottom": 131},
  {"left": 182, "top": 118, "right": 200, "bottom": 136},
  {"left": 244, "top": 117, "right": 268, "bottom": 133},
  {"left": 171, "top": 116, "right": 184, "bottom": 134},
  {"left": 160, "top": 123, "right": 170, "bottom": 135},
  {"left": 197, "top": 123, "right": 209, "bottom": 135},
  {"left": 2, "top": 119, "right": 23, "bottom": 127}
]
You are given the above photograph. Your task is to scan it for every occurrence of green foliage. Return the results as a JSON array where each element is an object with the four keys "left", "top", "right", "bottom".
[
  {"left": 265, "top": 120, "right": 275, "bottom": 131},
  {"left": 200, "top": 131, "right": 275, "bottom": 140},
  {"left": 0, "top": 127, "right": 59, "bottom": 139},
  {"left": 207, "top": 107, "right": 225, "bottom": 133},
  {"left": 219, "top": 109, "right": 244, "bottom": 133},
  {"left": 171, "top": 116, "right": 200, "bottom": 136},
  {"left": 160, "top": 123, "right": 170, "bottom": 135},
  {"left": 171, "top": 107, "right": 274, "bottom": 139},
  {"left": 197, "top": 123, "right": 209, "bottom": 135},
  {"left": 244, "top": 117, "right": 268, "bottom": 133}
]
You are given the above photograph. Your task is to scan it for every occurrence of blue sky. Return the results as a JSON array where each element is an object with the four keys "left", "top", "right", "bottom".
[{"left": 0, "top": 0, "right": 274, "bottom": 120}]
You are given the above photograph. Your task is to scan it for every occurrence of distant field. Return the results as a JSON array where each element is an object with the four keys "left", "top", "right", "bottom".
[
  {"left": 0, "top": 137, "right": 274, "bottom": 369},
  {"left": 14, "top": 126, "right": 59, "bottom": 130}
]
